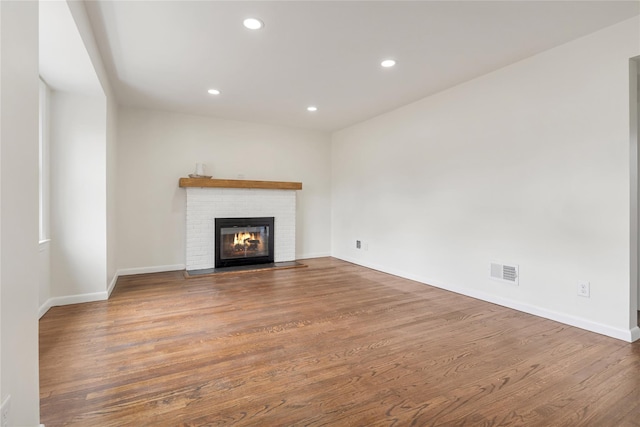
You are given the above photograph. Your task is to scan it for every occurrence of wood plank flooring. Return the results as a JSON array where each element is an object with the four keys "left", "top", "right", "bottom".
[{"left": 39, "top": 257, "right": 640, "bottom": 426}]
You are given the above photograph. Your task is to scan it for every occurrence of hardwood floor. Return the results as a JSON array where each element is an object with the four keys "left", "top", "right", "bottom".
[{"left": 40, "top": 257, "right": 640, "bottom": 426}]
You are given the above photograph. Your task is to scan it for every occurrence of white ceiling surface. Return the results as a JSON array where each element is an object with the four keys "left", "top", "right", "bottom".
[{"left": 84, "top": 1, "right": 640, "bottom": 132}]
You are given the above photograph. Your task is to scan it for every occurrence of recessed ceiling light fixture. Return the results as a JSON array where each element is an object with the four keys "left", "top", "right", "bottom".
[
  {"left": 381, "top": 59, "right": 396, "bottom": 68},
  {"left": 307, "top": 106, "right": 318, "bottom": 112},
  {"left": 207, "top": 89, "right": 221, "bottom": 95},
  {"left": 243, "top": 18, "right": 264, "bottom": 30}
]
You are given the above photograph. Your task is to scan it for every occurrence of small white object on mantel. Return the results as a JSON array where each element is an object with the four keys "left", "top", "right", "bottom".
[{"left": 188, "top": 162, "right": 212, "bottom": 179}]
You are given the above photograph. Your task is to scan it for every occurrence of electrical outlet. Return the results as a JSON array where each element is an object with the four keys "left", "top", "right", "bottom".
[
  {"left": 364, "top": 242, "right": 369, "bottom": 251},
  {"left": 1, "top": 395, "right": 11, "bottom": 427},
  {"left": 356, "top": 240, "right": 361, "bottom": 249},
  {"left": 578, "top": 280, "right": 590, "bottom": 298}
]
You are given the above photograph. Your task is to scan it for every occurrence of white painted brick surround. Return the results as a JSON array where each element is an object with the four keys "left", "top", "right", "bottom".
[{"left": 185, "top": 188, "right": 296, "bottom": 270}]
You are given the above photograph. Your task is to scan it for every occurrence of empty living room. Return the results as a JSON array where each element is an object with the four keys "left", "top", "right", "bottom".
[{"left": 1, "top": 0, "right": 640, "bottom": 426}]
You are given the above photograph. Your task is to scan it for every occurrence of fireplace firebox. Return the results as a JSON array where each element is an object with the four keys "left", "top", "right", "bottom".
[{"left": 215, "top": 217, "right": 275, "bottom": 268}]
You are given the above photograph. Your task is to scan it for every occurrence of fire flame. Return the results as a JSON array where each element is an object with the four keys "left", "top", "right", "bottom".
[{"left": 233, "top": 232, "right": 258, "bottom": 247}]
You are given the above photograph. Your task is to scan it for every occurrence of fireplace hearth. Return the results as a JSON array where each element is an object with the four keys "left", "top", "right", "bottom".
[{"left": 215, "top": 217, "right": 275, "bottom": 268}]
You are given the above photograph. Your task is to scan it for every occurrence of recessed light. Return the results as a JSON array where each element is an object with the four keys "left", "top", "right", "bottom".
[
  {"left": 243, "top": 18, "right": 264, "bottom": 30},
  {"left": 207, "top": 89, "right": 221, "bottom": 95},
  {"left": 307, "top": 106, "right": 318, "bottom": 112},
  {"left": 381, "top": 59, "right": 396, "bottom": 68}
]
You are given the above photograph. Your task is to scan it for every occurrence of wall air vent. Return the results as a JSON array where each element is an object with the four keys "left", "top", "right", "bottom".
[{"left": 490, "top": 262, "right": 519, "bottom": 285}]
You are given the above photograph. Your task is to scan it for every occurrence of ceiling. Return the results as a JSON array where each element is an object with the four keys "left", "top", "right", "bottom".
[{"left": 83, "top": 1, "right": 640, "bottom": 132}]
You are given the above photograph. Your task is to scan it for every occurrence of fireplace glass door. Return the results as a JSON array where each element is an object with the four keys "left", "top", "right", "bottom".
[{"left": 215, "top": 217, "right": 274, "bottom": 268}]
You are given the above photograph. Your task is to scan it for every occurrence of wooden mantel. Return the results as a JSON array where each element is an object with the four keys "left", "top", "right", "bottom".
[{"left": 179, "top": 177, "right": 302, "bottom": 190}]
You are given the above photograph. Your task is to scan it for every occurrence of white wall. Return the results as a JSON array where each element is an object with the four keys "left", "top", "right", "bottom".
[
  {"left": 117, "top": 107, "right": 331, "bottom": 271},
  {"left": 0, "top": 1, "right": 41, "bottom": 425},
  {"left": 38, "top": 242, "right": 51, "bottom": 312},
  {"left": 65, "top": 0, "right": 119, "bottom": 295},
  {"left": 38, "top": 0, "right": 119, "bottom": 313},
  {"left": 634, "top": 59, "right": 640, "bottom": 310},
  {"left": 50, "top": 91, "right": 107, "bottom": 300},
  {"left": 38, "top": 80, "right": 51, "bottom": 311},
  {"left": 107, "top": 98, "right": 118, "bottom": 291},
  {"left": 1, "top": 0, "right": 3, "bottom": 408},
  {"left": 332, "top": 17, "right": 640, "bottom": 341}
]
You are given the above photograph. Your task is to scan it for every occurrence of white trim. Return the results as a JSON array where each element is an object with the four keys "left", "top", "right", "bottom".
[
  {"left": 39, "top": 300, "right": 53, "bottom": 319},
  {"left": 107, "top": 271, "right": 119, "bottom": 297},
  {"left": 38, "top": 238, "right": 51, "bottom": 253},
  {"left": 336, "top": 255, "right": 639, "bottom": 343},
  {"left": 38, "top": 265, "right": 185, "bottom": 318},
  {"left": 38, "top": 291, "right": 108, "bottom": 319},
  {"left": 296, "top": 252, "right": 331, "bottom": 260},
  {"left": 117, "top": 264, "right": 186, "bottom": 276}
]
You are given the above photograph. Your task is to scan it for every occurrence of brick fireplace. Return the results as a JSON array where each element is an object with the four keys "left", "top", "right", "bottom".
[{"left": 180, "top": 178, "right": 301, "bottom": 271}]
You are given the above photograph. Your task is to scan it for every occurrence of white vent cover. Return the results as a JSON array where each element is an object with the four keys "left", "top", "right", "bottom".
[{"left": 490, "top": 262, "right": 519, "bottom": 285}]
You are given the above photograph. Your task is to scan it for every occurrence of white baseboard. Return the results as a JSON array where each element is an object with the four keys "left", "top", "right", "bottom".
[
  {"left": 335, "top": 255, "right": 639, "bottom": 343},
  {"left": 39, "top": 265, "right": 186, "bottom": 319},
  {"left": 107, "top": 271, "right": 119, "bottom": 297},
  {"left": 296, "top": 252, "right": 331, "bottom": 260},
  {"left": 39, "top": 300, "right": 53, "bottom": 319},
  {"left": 38, "top": 291, "right": 108, "bottom": 319},
  {"left": 117, "top": 264, "right": 186, "bottom": 276}
]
